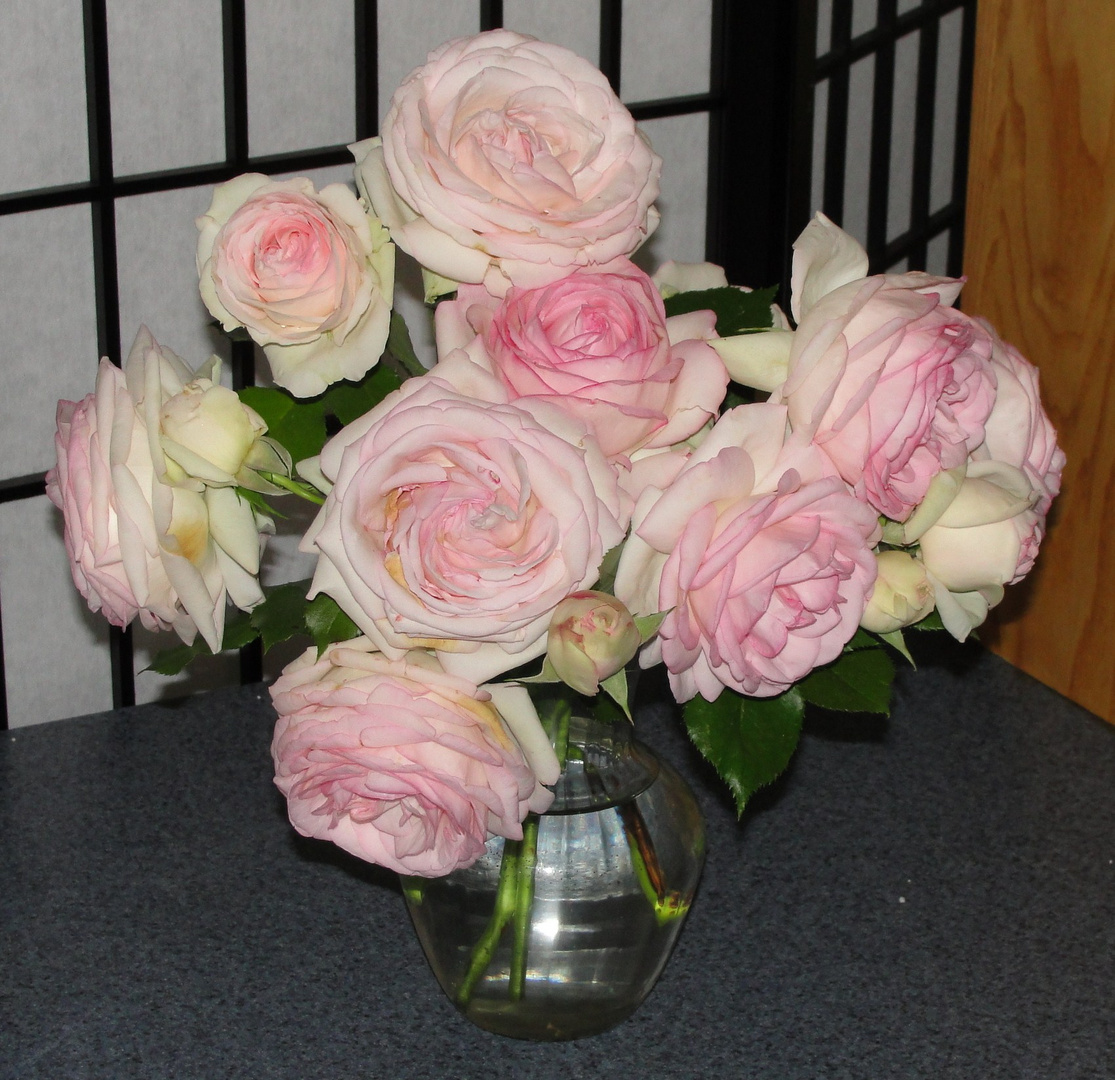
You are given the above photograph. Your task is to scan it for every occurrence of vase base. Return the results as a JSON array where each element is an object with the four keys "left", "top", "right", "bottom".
[{"left": 459, "top": 997, "right": 636, "bottom": 1041}]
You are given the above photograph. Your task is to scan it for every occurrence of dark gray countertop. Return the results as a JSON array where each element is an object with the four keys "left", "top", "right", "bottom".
[{"left": 3, "top": 639, "right": 1114, "bottom": 1079}]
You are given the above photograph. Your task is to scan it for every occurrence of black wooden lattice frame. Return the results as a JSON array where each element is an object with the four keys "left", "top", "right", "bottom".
[{"left": 0, "top": 0, "right": 976, "bottom": 728}]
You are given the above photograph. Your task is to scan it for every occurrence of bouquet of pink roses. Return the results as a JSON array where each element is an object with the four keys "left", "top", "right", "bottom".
[{"left": 47, "top": 30, "right": 1063, "bottom": 887}]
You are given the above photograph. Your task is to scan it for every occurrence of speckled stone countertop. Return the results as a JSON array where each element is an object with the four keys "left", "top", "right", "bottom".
[{"left": 3, "top": 639, "right": 1114, "bottom": 1079}]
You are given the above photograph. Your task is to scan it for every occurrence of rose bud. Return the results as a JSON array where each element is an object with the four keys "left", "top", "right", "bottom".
[
  {"left": 860, "top": 549, "right": 936, "bottom": 634},
  {"left": 546, "top": 591, "right": 641, "bottom": 696}
]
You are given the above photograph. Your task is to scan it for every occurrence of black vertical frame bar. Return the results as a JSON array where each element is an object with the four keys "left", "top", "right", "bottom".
[
  {"left": 221, "top": 0, "right": 263, "bottom": 685},
  {"left": 947, "top": 0, "right": 977, "bottom": 278},
  {"left": 907, "top": 13, "right": 940, "bottom": 271},
  {"left": 866, "top": 0, "right": 897, "bottom": 267},
  {"left": 599, "top": 0, "right": 622, "bottom": 95},
  {"left": 84, "top": 0, "right": 135, "bottom": 709},
  {"left": 355, "top": 0, "right": 378, "bottom": 140},
  {"left": 822, "top": 0, "right": 853, "bottom": 228},
  {"left": 707, "top": 0, "right": 816, "bottom": 295},
  {"left": 480, "top": 0, "right": 504, "bottom": 31}
]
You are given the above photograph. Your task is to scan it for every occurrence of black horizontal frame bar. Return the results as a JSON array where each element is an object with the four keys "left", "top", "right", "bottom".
[
  {"left": 0, "top": 473, "right": 47, "bottom": 502},
  {"left": 879, "top": 202, "right": 963, "bottom": 270},
  {"left": 0, "top": 90, "right": 712, "bottom": 222},
  {"left": 815, "top": 0, "right": 966, "bottom": 79}
]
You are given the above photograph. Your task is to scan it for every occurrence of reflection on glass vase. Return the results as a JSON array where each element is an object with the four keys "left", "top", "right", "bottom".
[{"left": 402, "top": 709, "right": 706, "bottom": 1041}]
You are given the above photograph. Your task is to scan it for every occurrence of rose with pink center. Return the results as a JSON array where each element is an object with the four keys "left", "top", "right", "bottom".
[
  {"left": 615, "top": 403, "right": 880, "bottom": 701},
  {"left": 302, "top": 375, "right": 626, "bottom": 685},
  {"left": 434, "top": 263, "right": 727, "bottom": 460}
]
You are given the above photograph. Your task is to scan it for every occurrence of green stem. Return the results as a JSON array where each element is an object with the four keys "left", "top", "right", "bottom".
[
  {"left": 508, "top": 816, "right": 539, "bottom": 1001},
  {"left": 455, "top": 838, "right": 521, "bottom": 1007},
  {"left": 257, "top": 471, "right": 326, "bottom": 505}
]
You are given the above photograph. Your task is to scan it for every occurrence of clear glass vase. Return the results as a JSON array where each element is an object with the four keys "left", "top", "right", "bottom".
[{"left": 401, "top": 710, "right": 706, "bottom": 1040}]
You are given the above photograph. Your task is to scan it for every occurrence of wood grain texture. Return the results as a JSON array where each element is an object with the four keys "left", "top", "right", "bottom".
[{"left": 963, "top": 0, "right": 1115, "bottom": 720}]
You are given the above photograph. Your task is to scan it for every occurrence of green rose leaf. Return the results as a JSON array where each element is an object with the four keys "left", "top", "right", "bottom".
[
  {"left": 683, "top": 687, "right": 805, "bottom": 816},
  {"left": 798, "top": 647, "right": 895, "bottom": 715},
  {"left": 239, "top": 386, "right": 328, "bottom": 466},
  {"left": 305, "top": 592, "right": 361, "bottom": 654},
  {"left": 249, "top": 578, "right": 314, "bottom": 652},
  {"left": 145, "top": 610, "right": 259, "bottom": 676},
  {"left": 318, "top": 362, "right": 404, "bottom": 426},
  {"left": 663, "top": 285, "right": 779, "bottom": 336}
]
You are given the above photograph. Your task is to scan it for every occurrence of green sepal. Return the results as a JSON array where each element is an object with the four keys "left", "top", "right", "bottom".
[
  {"left": 798, "top": 647, "right": 895, "bottom": 715},
  {"left": 600, "top": 667, "right": 631, "bottom": 720},
  {"left": 515, "top": 657, "right": 564, "bottom": 685},
  {"left": 235, "top": 486, "right": 283, "bottom": 520},
  {"left": 634, "top": 610, "right": 669, "bottom": 645},
  {"left": 663, "top": 285, "right": 779, "bottom": 335},
  {"left": 305, "top": 593, "right": 361, "bottom": 655},
  {"left": 145, "top": 610, "right": 259, "bottom": 676},
  {"left": 878, "top": 628, "right": 916, "bottom": 667},
  {"left": 682, "top": 687, "right": 805, "bottom": 816}
]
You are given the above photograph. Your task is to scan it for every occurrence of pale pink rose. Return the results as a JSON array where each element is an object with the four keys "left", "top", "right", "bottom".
[
  {"left": 434, "top": 263, "right": 727, "bottom": 459},
  {"left": 47, "top": 359, "right": 180, "bottom": 635},
  {"left": 353, "top": 30, "right": 661, "bottom": 296},
  {"left": 271, "top": 640, "right": 555, "bottom": 877},
  {"left": 197, "top": 174, "right": 394, "bottom": 397},
  {"left": 615, "top": 403, "right": 881, "bottom": 701},
  {"left": 546, "top": 591, "right": 641, "bottom": 696},
  {"left": 302, "top": 375, "right": 627, "bottom": 685},
  {"left": 47, "top": 328, "right": 274, "bottom": 652},
  {"left": 976, "top": 326, "right": 1065, "bottom": 517},
  {"left": 775, "top": 273, "right": 997, "bottom": 521}
]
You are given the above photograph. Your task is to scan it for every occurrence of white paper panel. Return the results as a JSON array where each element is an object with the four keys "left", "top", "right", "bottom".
[
  {"left": 0, "top": 0, "right": 88, "bottom": 194},
  {"left": 0, "top": 205, "right": 99, "bottom": 479},
  {"left": 812, "top": 79, "right": 829, "bottom": 217},
  {"left": 620, "top": 0, "right": 711, "bottom": 104},
  {"left": 817, "top": 0, "right": 833, "bottom": 55},
  {"left": 502, "top": 0, "right": 598, "bottom": 67},
  {"left": 246, "top": 0, "right": 355, "bottom": 156},
  {"left": 898, "top": 0, "right": 923, "bottom": 14},
  {"left": 931, "top": 8, "right": 963, "bottom": 214},
  {"left": 377, "top": 2, "right": 477, "bottom": 125},
  {"left": 107, "top": 0, "right": 225, "bottom": 176},
  {"left": 842, "top": 54, "right": 874, "bottom": 246},
  {"left": 0, "top": 497, "right": 114, "bottom": 726},
  {"left": 853, "top": 0, "right": 879, "bottom": 37},
  {"left": 115, "top": 185, "right": 228, "bottom": 372},
  {"left": 888, "top": 30, "right": 920, "bottom": 242},
  {"left": 632, "top": 113, "right": 708, "bottom": 271},
  {"left": 926, "top": 229, "right": 950, "bottom": 277}
]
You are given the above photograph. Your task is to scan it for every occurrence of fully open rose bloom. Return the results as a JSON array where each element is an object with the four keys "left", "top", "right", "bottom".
[
  {"left": 47, "top": 329, "right": 274, "bottom": 651},
  {"left": 615, "top": 403, "right": 880, "bottom": 701},
  {"left": 433, "top": 263, "right": 728, "bottom": 460},
  {"left": 302, "top": 374, "right": 626, "bottom": 684},
  {"left": 271, "top": 639, "right": 557, "bottom": 877},
  {"left": 353, "top": 30, "right": 661, "bottom": 296},
  {"left": 197, "top": 174, "right": 394, "bottom": 397}
]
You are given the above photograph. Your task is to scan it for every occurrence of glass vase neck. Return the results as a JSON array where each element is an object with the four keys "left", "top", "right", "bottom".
[{"left": 546, "top": 711, "right": 659, "bottom": 814}]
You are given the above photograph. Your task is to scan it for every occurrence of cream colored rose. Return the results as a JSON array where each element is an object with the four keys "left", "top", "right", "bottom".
[
  {"left": 860, "top": 550, "right": 935, "bottom": 634},
  {"left": 196, "top": 174, "right": 394, "bottom": 398}
]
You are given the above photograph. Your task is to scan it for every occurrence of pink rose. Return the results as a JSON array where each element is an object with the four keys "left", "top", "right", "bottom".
[
  {"left": 977, "top": 327, "right": 1065, "bottom": 517},
  {"left": 196, "top": 174, "right": 394, "bottom": 398},
  {"left": 353, "top": 30, "right": 661, "bottom": 296},
  {"left": 775, "top": 273, "right": 997, "bottom": 521},
  {"left": 47, "top": 359, "right": 180, "bottom": 635},
  {"left": 271, "top": 640, "right": 555, "bottom": 877},
  {"left": 615, "top": 404, "right": 880, "bottom": 701},
  {"left": 302, "top": 375, "right": 626, "bottom": 684},
  {"left": 434, "top": 264, "right": 728, "bottom": 460}
]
